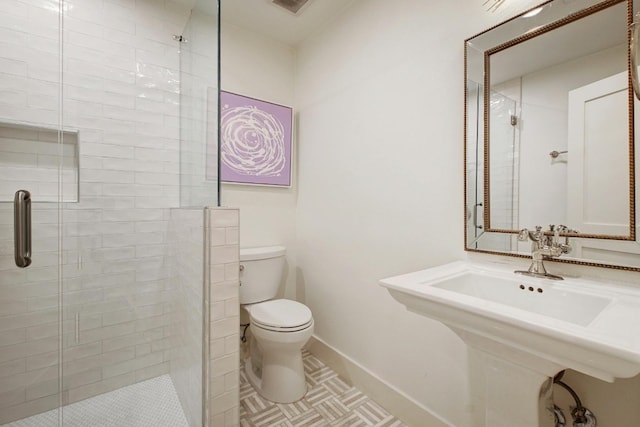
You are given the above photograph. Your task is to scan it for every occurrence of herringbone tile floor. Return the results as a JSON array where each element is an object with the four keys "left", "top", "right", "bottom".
[{"left": 240, "top": 351, "right": 407, "bottom": 427}]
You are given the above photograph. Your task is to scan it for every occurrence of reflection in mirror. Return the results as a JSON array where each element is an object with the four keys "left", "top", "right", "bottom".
[
  {"left": 465, "top": 0, "right": 640, "bottom": 270},
  {"left": 486, "top": 0, "right": 632, "bottom": 239}
]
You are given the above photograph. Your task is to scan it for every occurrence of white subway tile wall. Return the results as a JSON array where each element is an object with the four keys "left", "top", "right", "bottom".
[
  {"left": 208, "top": 208, "right": 239, "bottom": 427},
  {"left": 0, "top": 0, "right": 223, "bottom": 424},
  {"left": 487, "top": 91, "right": 519, "bottom": 246}
]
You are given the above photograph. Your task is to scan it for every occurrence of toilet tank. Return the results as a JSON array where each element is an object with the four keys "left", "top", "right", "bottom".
[{"left": 239, "top": 246, "right": 286, "bottom": 304}]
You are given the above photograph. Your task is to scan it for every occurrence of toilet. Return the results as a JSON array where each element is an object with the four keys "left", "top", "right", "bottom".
[{"left": 239, "top": 245, "right": 314, "bottom": 403}]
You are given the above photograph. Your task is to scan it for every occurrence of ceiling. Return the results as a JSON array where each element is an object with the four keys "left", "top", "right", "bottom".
[{"left": 219, "top": 0, "right": 358, "bottom": 46}]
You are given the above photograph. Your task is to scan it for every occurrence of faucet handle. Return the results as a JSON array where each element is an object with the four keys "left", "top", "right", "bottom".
[
  {"left": 557, "top": 225, "right": 580, "bottom": 234},
  {"left": 531, "top": 226, "right": 544, "bottom": 242},
  {"left": 518, "top": 229, "right": 530, "bottom": 241},
  {"left": 554, "top": 225, "right": 573, "bottom": 254},
  {"left": 552, "top": 225, "right": 561, "bottom": 244}
]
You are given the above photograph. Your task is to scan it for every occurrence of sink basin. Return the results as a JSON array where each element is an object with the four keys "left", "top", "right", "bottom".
[
  {"left": 430, "top": 269, "right": 611, "bottom": 327},
  {"left": 381, "top": 261, "right": 640, "bottom": 426}
]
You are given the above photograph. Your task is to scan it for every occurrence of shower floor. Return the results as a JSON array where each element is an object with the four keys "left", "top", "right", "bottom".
[{"left": 1, "top": 375, "right": 189, "bottom": 427}]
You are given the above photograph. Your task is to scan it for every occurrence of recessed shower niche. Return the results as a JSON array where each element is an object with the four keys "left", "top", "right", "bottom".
[{"left": 0, "top": 122, "right": 79, "bottom": 203}]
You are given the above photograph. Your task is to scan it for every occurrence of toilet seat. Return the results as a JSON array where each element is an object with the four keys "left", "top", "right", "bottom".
[{"left": 249, "top": 299, "right": 313, "bottom": 332}]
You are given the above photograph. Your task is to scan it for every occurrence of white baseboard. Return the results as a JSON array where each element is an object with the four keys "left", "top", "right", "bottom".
[{"left": 305, "top": 335, "right": 450, "bottom": 427}]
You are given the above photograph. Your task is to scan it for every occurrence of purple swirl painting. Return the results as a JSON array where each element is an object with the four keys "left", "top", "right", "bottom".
[{"left": 220, "top": 91, "right": 293, "bottom": 186}]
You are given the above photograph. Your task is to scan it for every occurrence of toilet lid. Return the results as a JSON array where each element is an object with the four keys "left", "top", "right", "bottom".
[{"left": 250, "top": 299, "right": 313, "bottom": 330}]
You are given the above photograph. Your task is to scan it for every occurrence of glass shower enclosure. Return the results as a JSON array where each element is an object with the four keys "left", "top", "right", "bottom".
[
  {"left": 0, "top": 0, "right": 220, "bottom": 425},
  {"left": 466, "top": 81, "right": 519, "bottom": 252}
]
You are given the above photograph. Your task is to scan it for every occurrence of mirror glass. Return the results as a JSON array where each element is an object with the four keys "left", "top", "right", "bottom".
[{"left": 465, "top": 0, "right": 640, "bottom": 270}]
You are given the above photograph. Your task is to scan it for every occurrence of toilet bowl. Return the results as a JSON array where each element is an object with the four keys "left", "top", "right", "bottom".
[
  {"left": 243, "top": 299, "right": 313, "bottom": 403},
  {"left": 240, "top": 246, "right": 314, "bottom": 403}
]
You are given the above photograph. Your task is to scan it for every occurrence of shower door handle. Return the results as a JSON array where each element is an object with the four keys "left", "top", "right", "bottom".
[
  {"left": 473, "top": 203, "right": 483, "bottom": 230},
  {"left": 14, "top": 190, "right": 32, "bottom": 268}
]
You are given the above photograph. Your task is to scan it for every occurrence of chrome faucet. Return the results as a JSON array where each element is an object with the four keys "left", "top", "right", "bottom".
[{"left": 515, "top": 225, "right": 572, "bottom": 280}]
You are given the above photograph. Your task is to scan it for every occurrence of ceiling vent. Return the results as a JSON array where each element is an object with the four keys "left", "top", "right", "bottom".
[{"left": 271, "top": 0, "right": 313, "bottom": 15}]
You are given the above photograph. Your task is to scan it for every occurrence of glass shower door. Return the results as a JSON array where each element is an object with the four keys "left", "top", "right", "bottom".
[
  {"left": 172, "top": 3, "right": 220, "bottom": 425},
  {"left": 466, "top": 80, "right": 483, "bottom": 247},
  {"left": 0, "top": 176, "right": 63, "bottom": 427},
  {"left": 488, "top": 90, "right": 518, "bottom": 232},
  {"left": 179, "top": 1, "right": 220, "bottom": 208},
  {"left": 0, "top": 0, "right": 64, "bottom": 424}
]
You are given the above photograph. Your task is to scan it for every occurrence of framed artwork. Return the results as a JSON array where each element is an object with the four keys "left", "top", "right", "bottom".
[{"left": 219, "top": 91, "right": 293, "bottom": 187}]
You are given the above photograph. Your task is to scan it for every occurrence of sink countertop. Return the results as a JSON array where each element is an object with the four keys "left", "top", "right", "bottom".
[{"left": 380, "top": 260, "right": 640, "bottom": 381}]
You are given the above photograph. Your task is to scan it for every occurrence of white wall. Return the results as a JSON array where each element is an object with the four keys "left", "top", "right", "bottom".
[
  {"left": 294, "top": 1, "right": 510, "bottom": 424},
  {"left": 219, "top": 21, "right": 298, "bottom": 299},
  {"left": 294, "top": 0, "right": 640, "bottom": 426}
]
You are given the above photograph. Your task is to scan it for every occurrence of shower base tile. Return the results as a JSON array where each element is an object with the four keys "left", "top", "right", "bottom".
[
  {"left": 240, "top": 351, "right": 407, "bottom": 427},
  {"left": 2, "top": 375, "right": 188, "bottom": 427}
]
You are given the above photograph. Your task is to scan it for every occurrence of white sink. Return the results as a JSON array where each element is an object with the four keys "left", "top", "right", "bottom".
[{"left": 380, "top": 261, "right": 640, "bottom": 427}]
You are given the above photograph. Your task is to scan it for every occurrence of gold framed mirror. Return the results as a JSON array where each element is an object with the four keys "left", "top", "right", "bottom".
[{"left": 465, "top": 0, "right": 640, "bottom": 271}]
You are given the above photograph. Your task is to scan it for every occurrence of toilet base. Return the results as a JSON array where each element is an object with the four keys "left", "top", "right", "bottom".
[{"left": 244, "top": 350, "right": 307, "bottom": 404}]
